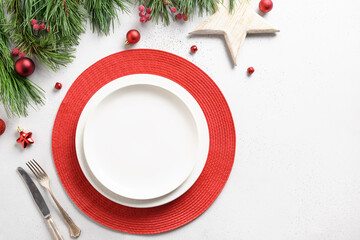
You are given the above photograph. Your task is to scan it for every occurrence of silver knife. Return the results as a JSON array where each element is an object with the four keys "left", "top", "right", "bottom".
[{"left": 17, "top": 167, "right": 65, "bottom": 240}]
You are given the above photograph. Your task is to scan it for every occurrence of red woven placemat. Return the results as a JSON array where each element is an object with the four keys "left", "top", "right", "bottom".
[{"left": 52, "top": 49, "right": 236, "bottom": 234}]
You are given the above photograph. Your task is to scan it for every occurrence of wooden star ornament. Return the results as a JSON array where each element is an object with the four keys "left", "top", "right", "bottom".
[{"left": 189, "top": 0, "right": 279, "bottom": 65}]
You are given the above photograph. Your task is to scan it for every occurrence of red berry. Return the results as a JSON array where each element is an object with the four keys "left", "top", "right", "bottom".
[
  {"left": 40, "top": 24, "right": 46, "bottom": 30},
  {"left": 33, "top": 24, "right": 40, "bottom": 30},
  {"left": 183, "top": 15, "right": 188, "bottom": 21},
  {"left": 11, "top": 48, "right": 20, "bottom": 57},
  {"left": 145, "top": 14, "right": 150, "bottom": 21},
  {"left": 30, "top": 19, "right": 37, "bottom": 25},
  {"left": 146, "top": 8, "right": 152, "bottom": 14},
  {"left": 0, "top": 118, "right": 6, "bottom": 136},
  {"left": 190, "top": 45, "right": 198, "bottom": 53},
  {"left": 18, "top": 52, "right": 25, "bottom": 58},
  {"left": 138, "top": 5, "right": 145, "bottom": 12},
  {"left": 176, "top": 13, "right": 182, "bottom": 19},
  {"left": 47, "top": 26, "right": 50, "bottom": 32},
  {"left": 140, "top": 17, "right": 146, "bottom": 23},
  {"left": 171, "top": 7, "right": 177, "bottom": 13},
  {"left": 139, "top": 11, "right": 146, "bottom": 17},
  {"left": 55, "top": 82, "right": 62, "bottom": 90},
  {"left": 247, "top": 67, "right": 255, "bottom": 74}
]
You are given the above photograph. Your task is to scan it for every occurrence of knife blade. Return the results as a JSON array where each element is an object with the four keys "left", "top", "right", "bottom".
[{"left": 17, "top": 167, "right": 64, "bottom": 240}]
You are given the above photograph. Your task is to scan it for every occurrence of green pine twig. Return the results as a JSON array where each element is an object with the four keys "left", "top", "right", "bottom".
[
  {"left": 0, "top": 0, "right": 44, "bottom": 117},
  {"left": 85, "top": 0, "right": 131, "bottom": 35}
]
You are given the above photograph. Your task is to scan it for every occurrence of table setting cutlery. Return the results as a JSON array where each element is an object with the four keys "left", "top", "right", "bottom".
[
  {"left": 17, "top": 167, "right": 65, "bottom": 240},
  {"left": 26, "top": 160, "right": 81, "bottom": 238}
]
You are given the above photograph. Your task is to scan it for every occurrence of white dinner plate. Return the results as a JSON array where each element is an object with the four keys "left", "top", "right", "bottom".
[{"left": 75, "top": 74, "right": 209, "bottom": 207}]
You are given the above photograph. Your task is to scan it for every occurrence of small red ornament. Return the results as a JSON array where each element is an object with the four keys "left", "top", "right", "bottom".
[
  {"left": 145, "top": 14, "right": 150, "bottom": 21},
  {"left": 176, "top": 13, "right": 182, "bottom": 20},
  {"left": 125, "top": 29, "right": 140, "bottom": 45},
  {"left": 171, "top": 7, "right": 177, "bottom": 13},
  {"left": 40, "top": 23, "right": 46, "bottom": 30},
  {"left": 0, "top": 119, "right": 5, "bottom": 136},
  {"left": 247, "top": 67, "right": 255, "bottom": 74},
  {"left": 190, "top": 45, "right": 198, "bottom": 53},
  {"left": 259, "top": 0, "right": 273, "bottom": 13},
  {"left": 16, "top": 127, "right": 34, "bottom": 148},
  {"left": 15, "top": 57, "right": 35, "bottom": 77},
  {"left": 140, "top": 17, "right": 146, "bottom": 23},
  {"left": 183, "top": 15, "right": 188, "bottom": 21},
  {"left": 55, "top": 82, "right": 62, "bottom": 90},
  {"left": 139, "top": 11, "right": 146, "bottom": 17},
  {"left": 11, "top": 48, "right": 19, "bottom": 56},
  {"left": 30, "top": 19, "right": 37, "bottom": 25},
  {"left": 146, "top": 8, "right": 152, "bottom": 14},
  {"left": 33, "top": 24, "right": 40, "bottom": 30}
]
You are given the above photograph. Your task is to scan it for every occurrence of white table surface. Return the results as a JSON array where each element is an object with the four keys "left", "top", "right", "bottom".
[{"left": 1, "top": 0, "right": 360, "bottom": 239}]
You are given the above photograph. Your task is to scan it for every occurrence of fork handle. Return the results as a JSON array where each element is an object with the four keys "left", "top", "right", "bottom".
[
  {"left": 49, "top": 190, "right": 81, "bottom": 238},
  {"left": 46, "top": 216, "right": 65, "bottom": 240}
]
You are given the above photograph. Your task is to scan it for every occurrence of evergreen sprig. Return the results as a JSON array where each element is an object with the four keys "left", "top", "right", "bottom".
[
  {"left": 0, "top": 0, "right": 44, "bottom": 117},
  {"left": 5, "top": 0, "right": 86, "bottom": 71},
  {"left": 86, "top": 0, "right": 131, "bottom": 35},
  {"left": 138, "top": 0, "right": 236, "bottom": 25}
]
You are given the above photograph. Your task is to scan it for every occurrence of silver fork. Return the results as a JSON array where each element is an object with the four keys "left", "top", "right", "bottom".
[{"left": 27, "top": 159, "right": 81, "bottom": 238}]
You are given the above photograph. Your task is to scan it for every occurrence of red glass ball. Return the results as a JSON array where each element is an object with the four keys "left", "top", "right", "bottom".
[
  {"left": 0, "top": 119, "right": 5, "bottom": 136},
  {"left": 247, "top": 67, "right": 255, "bottom": 74},
  {"left": 126, "top": 30, "right": 141, "bottom": 44},
  {"left": 15, "top": 57, "right": 35, "bottom": 77},
  {"left": 190, "top": 45, "right": 198, "bottom": 53},
  {"left": 259, "top": 0, "right": 273, "bottom": 13},
  {"left": 55, "top": 82, "right": 62, "bottom": 90}
]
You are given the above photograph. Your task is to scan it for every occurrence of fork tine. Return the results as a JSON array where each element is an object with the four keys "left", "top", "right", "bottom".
[
  {"left": 29, "top": 160, "right": 43, "bottom": 179},
  {"left": 26, "top": 162, "right": 40, "bottom": 179},
  {"left": 33, "top": 159, "right": 48, "bottom": 177}
]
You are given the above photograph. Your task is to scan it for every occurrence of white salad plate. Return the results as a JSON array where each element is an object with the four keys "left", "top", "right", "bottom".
[{"left": 75, "top": 74, "right": 210, "bottom": 208}]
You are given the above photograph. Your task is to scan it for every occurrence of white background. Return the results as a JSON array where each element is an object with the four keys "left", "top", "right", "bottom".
[{"left": 1, "top": 0, "right": 360, "bottom": 239}]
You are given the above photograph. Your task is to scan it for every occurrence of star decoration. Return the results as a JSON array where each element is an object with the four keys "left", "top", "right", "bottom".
[
  {"left": 189, "top": 0, "right": 279, "bottom": 65},
  {"left": 16, "top": 127, "right": 34, "bottom": 148}
]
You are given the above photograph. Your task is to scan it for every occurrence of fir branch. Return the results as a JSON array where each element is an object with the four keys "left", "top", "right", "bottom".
[
  {"left": 85, "top": 0, "right": 131, "bottom": 35},
  {"left": 138, "top": 0, "right": 236, "bottom": 25},
  {"left": 5, "top": 0, "right": 86, "bottom": 71},
  {"left": 0, "top": 0, "right": 44, "bottom": 117}
]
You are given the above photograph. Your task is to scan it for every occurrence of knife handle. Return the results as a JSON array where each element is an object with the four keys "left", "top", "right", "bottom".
[{"left": 46, "top": 216, "right": 65, "bottom": 240}]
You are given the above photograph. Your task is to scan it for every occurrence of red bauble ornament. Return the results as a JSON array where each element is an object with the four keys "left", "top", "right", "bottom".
[
  {"left": 125, "top": 30, "right": 141, "bottom": 45},
  {"left": 259, "top": 0, "right": 273, "bottom": 13},
  {"left": 16, "top": 127, "right": 34, "bottom": 148},
  {"left": 247, "top": 67, "right": 255, "bottom": 74},
  {"left": 0, "top": 119, "right": 5, "bottom": 136},
  {"left": 15, "top": 57, "right": 35, "bottom": 77},
  {"left": 190, "top": 45, "right": 198, "bottom": 53},
  {"left": 55, "top": 82, "right": 62, "bottom": 90}
]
